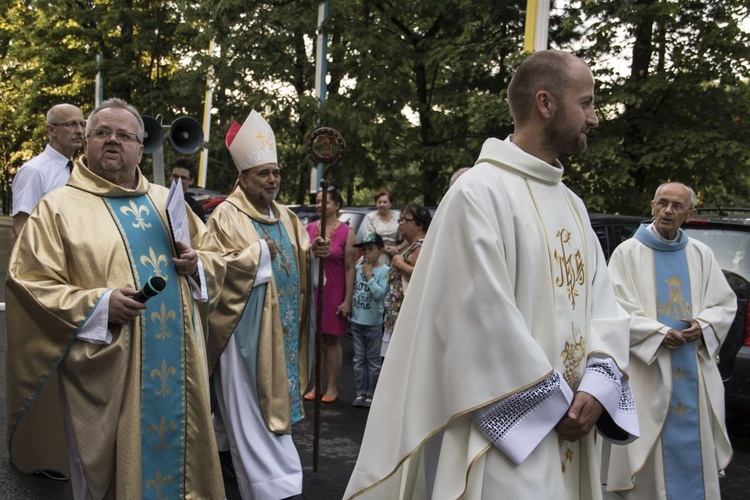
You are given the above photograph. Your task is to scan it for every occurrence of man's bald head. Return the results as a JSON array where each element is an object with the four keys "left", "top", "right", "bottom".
[{"left": 507, "top": 51, "right": 588, "bottom": 126}]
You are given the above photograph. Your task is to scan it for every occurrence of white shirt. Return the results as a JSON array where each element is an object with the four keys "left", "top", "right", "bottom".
[{"left": 12, "top": 144, "right": 72, "bottom": 216}]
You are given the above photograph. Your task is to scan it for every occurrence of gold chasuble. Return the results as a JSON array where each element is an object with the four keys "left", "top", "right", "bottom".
[
  {"left": 206, "top": 189, "right": 312, "bottom": 434},
  {"left": 5, "top": 158, "right": 227, "bottom": 499}
]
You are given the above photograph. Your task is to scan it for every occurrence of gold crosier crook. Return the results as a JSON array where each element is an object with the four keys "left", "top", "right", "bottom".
[{"left": 306, "top": 127, "right": 346, "bottom": 472}]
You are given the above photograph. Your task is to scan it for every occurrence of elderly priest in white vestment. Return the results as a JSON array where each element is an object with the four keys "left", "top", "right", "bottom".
[
  {"left": 606, "top": 182, "right": 736, "bottom": 499},
  {"left": 344, "top": 50, "right": 639, "bottom": 500}
]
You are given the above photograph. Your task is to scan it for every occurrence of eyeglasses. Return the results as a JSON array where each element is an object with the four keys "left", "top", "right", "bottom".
[
  {"left": 398, "top": 217, "right": 414, "bottom": 224},
  {"left": 653, "top": 199, "right": 690, "bottom": 212},
  {"left": 170, "top": 173, "right": 191, "bottom": 182},
  {"left": 88, "top": 128, "right": 141, "bottom": 144},
  {"left": 50, "top": 120, "right": 86, "bottom": 129}
]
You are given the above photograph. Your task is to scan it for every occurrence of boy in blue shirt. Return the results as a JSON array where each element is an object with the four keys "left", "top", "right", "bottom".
[{"left": 351, "top": 233, "right": 389, "bottom": 408}]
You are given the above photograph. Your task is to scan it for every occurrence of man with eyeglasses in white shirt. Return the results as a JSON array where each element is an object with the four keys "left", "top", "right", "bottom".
[{"left": 11, "top": 103, "right": 85, "bottom": 240}]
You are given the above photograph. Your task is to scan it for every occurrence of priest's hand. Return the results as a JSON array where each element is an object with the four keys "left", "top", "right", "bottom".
[
  {"left": 679, "top": 318, "right": 703, "bottom": 343},
  {"left": 263, "top": 237, "right": 277, "bottom": 261},
  {"left": 109, "top": 287, "right": 148, "bottom": 324},
  {"left": 661, "top": 328, "right": 689, "bottom": 349},
  {"left": 555, "top": 391, "right": 604, "bottom": 442},
  {"left": 172, "top": 240, "right": 199, "bottom": 278},
  {"left": 312, "top": 236, "right": 331, "bottom": 258}
]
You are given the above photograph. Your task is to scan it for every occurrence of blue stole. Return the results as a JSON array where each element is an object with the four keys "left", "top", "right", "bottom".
[
  {"left": 105, "top": 195, "right": 185, "bottom": 499},
  {"left": 634, "top": 225, "right": 704, "bottom": 499},
  {"left": 250, "top": 219, "right": 303, "bottom": 423}
]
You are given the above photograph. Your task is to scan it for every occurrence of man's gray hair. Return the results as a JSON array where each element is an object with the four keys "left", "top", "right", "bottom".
[
  {"left": 654, "top": 182, "right": 697, "bottom": 209},
  {"left": 85, "top": 98, "right": 144, "bottom": 143}
]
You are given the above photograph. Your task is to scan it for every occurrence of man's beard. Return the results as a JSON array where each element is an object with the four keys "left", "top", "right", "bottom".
[{"left": 548, "top": 109, "right": 587, "bottom": 156}]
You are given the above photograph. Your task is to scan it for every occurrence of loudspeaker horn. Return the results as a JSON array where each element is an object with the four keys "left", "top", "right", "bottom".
[
  {"left": 141, "top": 115, "right": 164, "bottom": 154},
  {"left": 167, "top": 116, "right": 204, "bottom": 155}
]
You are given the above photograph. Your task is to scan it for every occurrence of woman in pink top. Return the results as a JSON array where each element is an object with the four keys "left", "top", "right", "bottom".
[{"left": 305, "top": 186, "right": 357, "bottom": 403}]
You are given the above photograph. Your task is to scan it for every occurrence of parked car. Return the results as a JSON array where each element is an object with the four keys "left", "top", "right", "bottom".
[
  {"left": 681, "top": 210, "right": 750, "bottom": 409},
  {"left": 586, "top": 210, "right": 750, "bottom": 409},
  {"left": 588, "top": 213, "right": 645, "bottom": 260}
]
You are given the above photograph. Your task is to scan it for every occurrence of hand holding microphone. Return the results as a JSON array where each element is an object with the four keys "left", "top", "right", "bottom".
[
  {"left": 108, "top": 277, "right": 167, "bottom": 325},
  {"left": 133, "top": 276, "right": 167, "bottom": 303}
]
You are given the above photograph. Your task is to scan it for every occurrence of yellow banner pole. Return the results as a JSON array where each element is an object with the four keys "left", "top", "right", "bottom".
[{"left": 524, "top": 0, "right": 550, "bottom": 52}]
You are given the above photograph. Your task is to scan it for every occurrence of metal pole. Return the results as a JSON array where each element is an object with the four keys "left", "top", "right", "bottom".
[
  {"left": 313, "top": 1, "right": 329, "bottom": 192},
  {"left": 198, "top": 39, "right": 216, "bottom": 189}
]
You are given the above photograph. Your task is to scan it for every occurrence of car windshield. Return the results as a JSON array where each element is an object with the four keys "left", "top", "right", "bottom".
[{"left": 684, "top": 227, "right": 750, "bottom": 282}]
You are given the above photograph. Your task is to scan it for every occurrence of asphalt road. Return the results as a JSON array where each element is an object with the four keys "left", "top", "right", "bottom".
[{"left": 0, "top": 215, "right": 749, "bottom": 499}]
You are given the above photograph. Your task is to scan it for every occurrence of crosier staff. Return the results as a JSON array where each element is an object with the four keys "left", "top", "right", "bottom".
[{"left": 306, "top": 127, "right": 346, "bottom": 472}]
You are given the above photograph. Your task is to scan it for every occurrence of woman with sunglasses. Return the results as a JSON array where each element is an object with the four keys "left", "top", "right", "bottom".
[{"left": 381, "top": 203, "right": 432, "bottom": 357}]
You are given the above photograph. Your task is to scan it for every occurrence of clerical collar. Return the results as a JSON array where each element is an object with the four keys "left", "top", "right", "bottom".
[
  {"left": 263, "top": 205, "right": 276, "bottom": 219},
  {"left": 647, "top": 222, "right": 681, "bottom": 243}
]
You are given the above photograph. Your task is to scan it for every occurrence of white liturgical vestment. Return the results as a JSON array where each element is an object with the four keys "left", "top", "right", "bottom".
[{"left": 344, "top": 137, "right": 638, "bottom": 500}]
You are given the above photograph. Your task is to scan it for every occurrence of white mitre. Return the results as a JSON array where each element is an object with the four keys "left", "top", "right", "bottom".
[{"left": 225, "top": 110, "right": 278, "bottom": 172}]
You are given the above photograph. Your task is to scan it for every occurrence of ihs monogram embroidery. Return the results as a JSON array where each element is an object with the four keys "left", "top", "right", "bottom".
[
  {"left": 554, "top": 228, "right": 585, "bottom": 310},
  {"left": 658, "top": 276, "right": 692, "bottom": 320}
]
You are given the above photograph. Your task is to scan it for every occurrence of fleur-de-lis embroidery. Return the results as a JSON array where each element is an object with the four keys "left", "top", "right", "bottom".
[
  {"left": 152, "top": 302, "right": 176, "bottom": 340},
  {"left": 141, "top": 248, "right": 170, "bottom": 279},
  {"left": 145, "top": 470, "right": 174, "bottom": 500},
  {"left": 120, "top": 200, "right": 152, "bottom": 231},
  {"left": 554, "top": 228, "right": 585, "bottom": 310},
  {"left": 147, "top": 416, "right": 177, "bottom": 450},
  {"left": 658, "top": 276, "right": 692, "bottom": 320},
  {"left": 671, "top": 402, "right": 691, "bottom": 416},
  {"left": 151, "top": 359, "right": 176, "bottom": 396}
]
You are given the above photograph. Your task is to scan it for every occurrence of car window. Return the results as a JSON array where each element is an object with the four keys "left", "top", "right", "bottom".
[{"left": 684, "top": 228, "right": 750, "bottom": 282}]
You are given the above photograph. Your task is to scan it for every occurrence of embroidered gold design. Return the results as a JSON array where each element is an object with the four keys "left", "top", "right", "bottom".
[
  {"left": 147, "top": 416, "right": 177, "bottom": 450},
  {"left": 561, "top": 323, "right": 586, "bottom": 390},
  {"left": 673, "top": 367, "right": 688, "bottom": 381},
  {"left": 259, "top": 224, "right": 293, "bottom": 276},
  {"left": 120, "top": 200, "right": 152, "bottom": 231},
  {"left": 257, "top": 130, "right": 273, "bottom": 150},
  {"left": 558, "top": 437, "right": 575, "bottom": 476},
  {"left": 671, "top": 402, "right": 691, "bottom": 416},
  {"left": 145, "top": 470, "right": 174, "bottom": 500},
  {"left": 140, "top": 248, "right": 170, "bottom": 279},
  {"left": 554, "top": 228, "right": 585, "bottom": 309},
  {"left": 658, "top": 276, "right": 692, "bottom": 320},
  {"left": 152, "top": 302, "right": 176, "bottom": 340},
  {"left": 151, "top": 359, "right": 176, "bottom": 396}
]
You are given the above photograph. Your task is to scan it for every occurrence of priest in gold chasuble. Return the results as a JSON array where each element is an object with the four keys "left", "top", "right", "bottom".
[
  {"left": 205, "top": 110, "right": 329, "bottom": 500},
  {"left": 5, "top": 98, "right": 227, "bottom": 499}
]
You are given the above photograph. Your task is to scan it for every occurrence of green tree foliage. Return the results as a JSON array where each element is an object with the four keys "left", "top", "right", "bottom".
[
  {"left": 560, "top": 0, "right": 750, "bottom": 213},
  {"left": 0, "top": 0, "right": 748, "bottom": 215}
]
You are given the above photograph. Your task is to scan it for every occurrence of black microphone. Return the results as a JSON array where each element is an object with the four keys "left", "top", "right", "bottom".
[{"left": 133, "top": 276, "right": 167, "bottom": 303}]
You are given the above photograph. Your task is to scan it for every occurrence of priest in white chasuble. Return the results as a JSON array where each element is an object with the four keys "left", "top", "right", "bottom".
[
  {"left": 345, "top": 50, "right": 638, "bottom": 500},
  {"left": 606, "top": 182, "right": 736, "bottom": 500},
  {"left": 6, "top": 98, "right": 227, "bottom": 499}
]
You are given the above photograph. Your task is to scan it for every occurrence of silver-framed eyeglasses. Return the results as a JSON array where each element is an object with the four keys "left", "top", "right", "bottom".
[
  {"left": 88, "top": 128, "right": 141, "bottom": 144},
  {"left": 50, "top": 120, "right": 86, "bottom": 129},
  {"left": 653, "top": 199, "right": 689, "bottom": 212}
]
